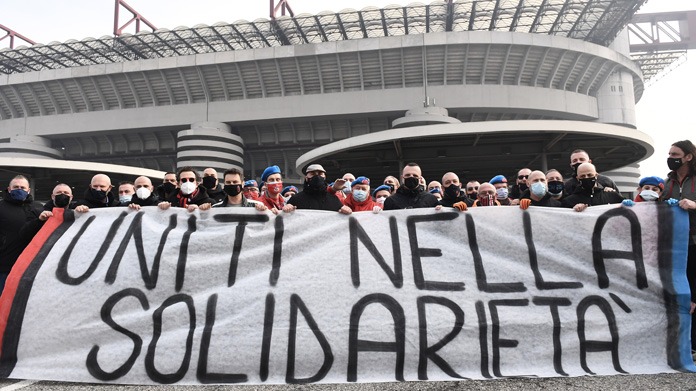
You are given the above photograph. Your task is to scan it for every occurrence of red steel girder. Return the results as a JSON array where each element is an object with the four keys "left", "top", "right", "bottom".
[
  {"left": 114, "top": 0, "right": 157, "bottom": 36},
  {"left": 0, "top": 24, "right": 35, "bottom": 49}
]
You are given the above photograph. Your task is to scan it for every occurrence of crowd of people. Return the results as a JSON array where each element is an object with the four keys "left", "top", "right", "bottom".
[{"left": 1, "top": 140, "right": 696, "bottom": 349}]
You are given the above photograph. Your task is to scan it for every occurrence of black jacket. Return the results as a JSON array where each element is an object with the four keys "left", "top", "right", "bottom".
[
  {"left": 205, "top": 185, "right": 226, "bottom": 204},
  {"left": 130, "top": 193, "right": 160, "bottom": 207},
  {"left": 0, "top": 193, "right": 43, "bottom": 273},
  {"left": 383, "top": 186, "right": 439, "bottom": 210},
  {"left": 561, "top": 183, "right": 624, "bottom": 208},
  {"left": 564, "top": 174, "right": 617, "bottom": 196},
  {"left": 440, "top": 192, "right": 473, "bottom": 208},
  {"left": 165, "top": 186, "right": 215, "bottom": 207},
  {"left": 213, "top": 195, "right": 255, "bottom": 208},
  {"left": 76, "top": 188, "right": 118, "bottom": 208},
  {"left": 521, "top": 193, "right": 562, "bottom": 207},
  {"left": 287, "top": 188, "right": 343, "bottom": 211}
]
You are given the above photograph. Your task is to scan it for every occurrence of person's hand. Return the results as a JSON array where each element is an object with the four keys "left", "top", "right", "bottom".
[
  {"left": 75, "top": 205, "right": 89, "bottom": 213},
  {"left": 690, "top": 301, "right": 696, "bottom": 315},
  {"left": 282, "top": 204, "right": 296, "bottom": 213},
  {"left": 39, "top": 211, "right": 53, "bottom": 221},
  {"left": 621, "top": 199, "right": 635, "bottom": 207},
  {"left": 158, "top": 202, "right": 170, "bottom": 210},
  {"left": 372, "top": 206, "right": 382, "bottom": 214},
  {"left": 270, "top": 207, "right": 279, "bottom": 215},
  {"left": 453, "top": 201, "right": 468, "bottom": 212},
  {"left": 199, "top": 203, "right": 212, "bottom": 211},
  {"left": 519, "top": 199, "right": 531, "bottom": 210},
  {"left": 603, "top": 187, "right": 616, "bottom": 192},
  {"left": 573, "top": 203, "right": 588, "bottom": 212},
  {"left": 679, "top": 199, "right": 696, "bottom": 211},
  {"left": 666, "top": 198, "right": 679, "bottom": 206},
  {"left": 434, "top": 205, "right": 442, "bottom": 211},
  {"left": 333, "top": 179, "right": 347, "bottom": 191},
  {"left": 129, "top": 203, "right": 141, "bottom": 211},
  {"left": 187, "top": 204, "right": 199, "bottom": 213},
  {"left": 510, "top": 199, "right": 520, "bottom": 206},
  {"left": 255, "top": 203, "right": 268, "bottom": 212},
  {"left": 339, "top": 205, "right": 352, "bottom": 215}
]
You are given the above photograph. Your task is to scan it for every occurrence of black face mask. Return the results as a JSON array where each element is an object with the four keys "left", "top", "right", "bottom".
[
  {"left": 305, "top": 175, "right": 327, "bottom": 192},
  {"left": 667, "top": 158, "right": 683, "bottom": 171},
  {"left": 162, "top": 182, "right": 177, "bottom": 194},
  {"left": 223, "top": 184, "right": 242, "bottom": 197},
  {"left": 518, "top": 183, "right": 529, "bottom": 192},
  {"left": 403, "top": 177, "right": 419, "bottom": 190},
  {"left": 444, "top": 185, "right": 461, "bottom": 199},
  {"left": 202, "top": 176, "right": 217, "bottom": 190},
  {"left": 547, "top": 181, "right": 564, "bottom": 196},
  {"left": 90, "top": 188, "right": 108, "bottom": 201},
  {"left": 54, "top": 194, "right": 71, "bottom": 208},
  {"left": 580, "top": 177, "right": 596, "bottom": 192},
  {"left": 572, "top": 162, "right": 582, "bottom": 176}
]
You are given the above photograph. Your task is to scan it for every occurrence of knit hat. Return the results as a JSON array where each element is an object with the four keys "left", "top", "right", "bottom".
[{"left": 261, "top": 165, "right": 281, "bottom": 182}]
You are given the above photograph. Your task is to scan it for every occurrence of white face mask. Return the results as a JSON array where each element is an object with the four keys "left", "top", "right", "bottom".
[
  {"left": 136, "top": 187, "right": 152, "bottom": 200},
  {"left": 639, "top": 189, "right": 659, "bottom": 201},
  {"left": 376, "top": 196, "right": 387, "bottom": 204},
  {"left": 180, "top": 181, "right": 197, "bottom": 195},
  {"left": 496, "top": 187, "right": 508, "bottom": 199}
]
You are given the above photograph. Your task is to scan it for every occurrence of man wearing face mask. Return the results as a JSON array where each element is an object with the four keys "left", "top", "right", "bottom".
[
  {"left": 489, "top": 175, "right": 512, "bottom": 206},
  {"left": 117, "top": 181, "right": 136, "bottom": 206},
  {"left": 471, "top": 183, "right": 500, "bottom": 207},
  {"left": 281, "top": 186, "right": 299, "bottom": 202},
  {"left": 632, "top": 176, "right": 664, "bottom": 202},
  {"left": 383, "top": 163, "right": 439, "bottom": 210},
  {"left": 545, "top": 169, "right": 566, "bottom": 200},
  {"left": 561, "top": 163, "right": 624, "bottom": 211},
  {"left": 156, "top": 172, "right": 178, "bottom": 201},
  {"left": 158, "top": 167, "right": 214, "bottom": 212},
  {"left": 283, "top": 164, "right": 344, "bottom": 212},
  {"left": 201, "top": 168, "right": 226, "bottom": 204},
  {"left": 440, "top": 172, "right": 473, "bottom": 210},
  {"left": 465, "top": 180, "right": 480, "bottom": 200},
  {"left": 76, "top": 173, "right": 118, "bottom": 209},
  {"left": 563, "top": 149, "right": 618, "bottom": 195},
  {"left": 0, "top": 175, "right": 43, "bottom": 293},
  {"left": 383, "top": 176, "right": 400, "bottom": 196},
  {"left": 339, "top": 176, "right": 382, "bottom": 214},
  {"left": 128, "top": 176, "right": 160, "bottom": 210},
  {"left": 518, "top": 170, "right": 562, "bottom": 209},
  {"left": 256, "top": 165, "right": 286, "bottom": 214},
  {"left": 509, "top": 168, "right": 531, "bottom": 201},
  {"left": 213, "top": 168, "right": 256, "bottom": 208},
  {"left": 372, "top": 185, "right": 391, "bottom": 207}
]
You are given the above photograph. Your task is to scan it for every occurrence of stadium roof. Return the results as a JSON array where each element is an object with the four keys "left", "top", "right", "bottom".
[{"left": 0, "top": 0, "right": 647, "bottom": 75}]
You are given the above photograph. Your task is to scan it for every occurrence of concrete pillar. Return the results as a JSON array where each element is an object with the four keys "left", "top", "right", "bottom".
[{"left": 176, "top": 122, "right": 244, "bottom": 173}]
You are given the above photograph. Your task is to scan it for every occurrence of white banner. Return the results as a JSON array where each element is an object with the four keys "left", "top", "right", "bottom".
[{"left": 0, "top": 203, "right": 694, "bottom": 384}]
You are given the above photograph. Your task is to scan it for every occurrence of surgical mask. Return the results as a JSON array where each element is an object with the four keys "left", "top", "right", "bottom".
[
  {"left": 53, "top": 194, "right": 71, "bottom": 208},
  {"left": 667, "top": 158, "right": 683, "bottom": 171},
  {"left": 224, "top": 184, "right": 242, "bottom": 197},
  {"left": 495, "top": 187, "right": 508, "bottom": 199},
  {"left": 376, "top": 196, "right": 387, "bottom": 204},
  {"left": 9, "top": 189, "right": 28, "bottom": 202},
  {"left": 90, "top": 188, "right": 108, "bottom": 201},
  {"left": 547, "top": 181, "right": 564, "bottom": 196},
  {"left": 162, "top": 182, "right": 177, "bottom": 194},
  {"left": 403, "top": 177, "right": 419, "bottom": 190},
  {"left": 119, "top": 195, "right": 132, "bottom": 204},
  {"left": 202, "top": 176, "right": 217, "bottom": 190},
  {"left": 444, "top": 185, "right": 460, "bottom": 199},
  {"left": 530, "top": 182, "right": 547, "bottom": 198},
  {"left": 640, "top": 189, "right": 659, "bottom": 201},
  {"left": 580, "top": 177, "right": 596, "bottom": 192},
  {"left": 180, "top": 181, "right": 197, "bottom": 195},
  {"left": 136, "top": 187, "right": 152, "bottom": 200},
  {"left": 267, "top": 182, "right": 283, "bottom": 195},
  {"left": 353, "top": 189, "right": 368, "bottom": 202}
]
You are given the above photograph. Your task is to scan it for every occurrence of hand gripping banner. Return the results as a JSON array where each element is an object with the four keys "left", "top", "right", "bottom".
[{"left": 0, "top": 203, "right": 694, "bottom": 384}]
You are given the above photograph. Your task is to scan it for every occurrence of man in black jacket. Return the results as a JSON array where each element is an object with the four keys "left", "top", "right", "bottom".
[
  {"left": 158, "top": 167, "right": 214, "bottom": 212},
  {"left": 0, "top": 175, "right": 43, "bottom": 293},
  {"left": 383, "top": 163, "right": 439, "bottom": 210},
  {"left": 283, "top": 164, "right": 343, "bottom": 212},
  {"left": 76, "top": 173, "right": 118, "bottom": 210},
  {"left": 128, "top": 176, "right": 160, "bottom": 210},
  {"left": 440, "top": 172, "right": 473, "bottom": 209},
  {"left": 518, "top": 170, "right": 562, "bottom": 209},
  {"left": 564, "top": 149, "right": 618, "bottom": 195},
  {"left": 202, "top": 168, "right": 226, "bottom": 204},
  {"left": 562, "top": 163, "right": 624, "bottom": 211}
]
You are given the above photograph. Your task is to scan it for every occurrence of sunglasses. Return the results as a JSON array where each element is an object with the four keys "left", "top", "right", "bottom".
[
  {"left": 517, "top": 175, "right": 529, "bottom": 180},
  {"left": 467, "top": 186, "right": 479, "bottom": 191},
  {"left": 180, "top": 178, "right": 196, "bottom": 183}
]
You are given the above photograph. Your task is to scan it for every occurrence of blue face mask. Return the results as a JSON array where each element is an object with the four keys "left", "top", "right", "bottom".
[
  {"left": 353, "top": 189, "right": 368, "bottom": 202},
  {"left": 531, "top": 182, "right": 547, "bottom": 198},
  {"left": 9, "top": 188, "right": 29, "bottom": 202},
  {"left": 119, "top": 195, "right": 132, "bottom": 204}
]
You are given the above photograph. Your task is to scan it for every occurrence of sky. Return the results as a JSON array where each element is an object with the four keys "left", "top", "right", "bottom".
[{"left": 1, "top": 0, "right": 694, "bottom": 178}]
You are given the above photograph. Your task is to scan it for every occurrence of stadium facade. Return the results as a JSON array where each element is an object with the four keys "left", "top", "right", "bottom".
[{"left": 0, "top": 0, "right": 658, "bottom": 198}]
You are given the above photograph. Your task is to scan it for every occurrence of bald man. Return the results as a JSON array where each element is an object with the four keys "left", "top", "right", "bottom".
[
  {"left": 129, "top": 176, "right": 160, "bottom": 209},
  {"left": 76, "top": 173, "right": 117, "bottom": 209},
  {"left": 518, "top": 170, "right": 562, "bottom": 209},
  {"left": 561, "top": 163, "right": 624, "bottom": 212}
]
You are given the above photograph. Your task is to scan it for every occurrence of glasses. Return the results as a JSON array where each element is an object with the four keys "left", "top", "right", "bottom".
[
  {"left": 517, "top": 175, "right": 529, "bottom": 180},
  {"left": 180, "top": 178, "right": 196, "bottom": 183},
  {"left": 467, "top": 186, "right": 479, "bottom": 191}
]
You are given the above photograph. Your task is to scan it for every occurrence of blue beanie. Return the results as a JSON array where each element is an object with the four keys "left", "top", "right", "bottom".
[
  {"left": 281, "top": 185, "right": 298, "bottom": 196},
  {"left": 261, "top": 165, "right": 281, "bottom": 182},
  {"left": 490, "top": 175, "right": 508, "bottom": 185},
  {"left": 372, "top": 185, "right": 391, "bottom": 197},
  {"left": 243, "top": 180, "right": 258, "bottom": 188},
  {"left": 351, "top": 176, "right": 370, "bottom": 188},
  {"left": 639, "top": 176, "right": 665, "bottom": 189}
]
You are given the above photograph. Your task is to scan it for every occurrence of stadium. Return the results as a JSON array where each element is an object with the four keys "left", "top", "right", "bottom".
[{"left": 0, "top": 0, "right": 692, "bottom": 198}]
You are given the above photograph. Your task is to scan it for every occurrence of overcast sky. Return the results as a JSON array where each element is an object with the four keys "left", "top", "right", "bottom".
[{"left": 2, "top": 0, "right": 694, "bottom": 178}]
